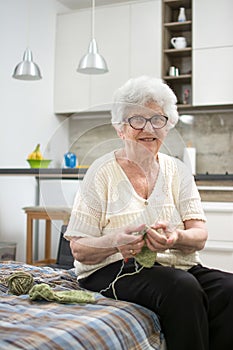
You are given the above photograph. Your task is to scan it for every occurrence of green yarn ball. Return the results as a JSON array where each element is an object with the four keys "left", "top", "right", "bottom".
[{"left": 8, "top": 271, "right": 34, "bottom": 295}]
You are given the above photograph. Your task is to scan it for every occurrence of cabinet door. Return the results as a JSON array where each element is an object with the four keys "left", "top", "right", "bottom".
[
  {"left": 130, "top": 0, "right": 161, "bottom": 78},
  {"left": 193, "top": 46, "right": 233, "bottom": 106},
  {"left": 200, "top": 202, "right": 233, "bottom": 272},
  {"left": 54, "top": 11, "right": 91, "bottom": 113},
  {"left": 90, "top": 4, "right": 130, "bottom": 109},
  {"left": 193, "top": 0, "right": 233, "bottom": 49},
  {"left": 90, "top": 1, "right": 162, "bottom": 108},
  {"left": 54, "top": 1, "right": 162, "bottom": 113}
]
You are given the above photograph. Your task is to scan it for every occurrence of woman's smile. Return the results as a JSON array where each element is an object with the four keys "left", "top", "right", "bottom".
[{"left": 137, "top": 136, "right": 157, "bottom": 142}]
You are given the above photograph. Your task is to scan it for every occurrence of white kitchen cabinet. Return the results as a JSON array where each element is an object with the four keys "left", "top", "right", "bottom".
[
  {"left": 193, "top": 0, "right": 233, "bottom": 49},
  {"left": 192, "top": 0, "right": 233, "bottom": 106},
  {"left": 54, "top": 4, "right": 130, "bottom": 113},
  {"left": 193, "top": 46, "right": 233, "bottom": 106},
  {"left": 89, "top": 4, "right": 130, "bottom": 110},
  {"left": 54, "top": 10, "right": 91, "bottom": 113},
  {"left": 91, "top": 0, "right": 162, "bottom": 109},
  {"left": 54, "top": 1, "right": 161, "bottom": 114},
  {"left": 199, "top": 202, "right": 233, "bottom": 272},
  {"left": 130, "top": 0, "right": 161, "bottom": 78}
]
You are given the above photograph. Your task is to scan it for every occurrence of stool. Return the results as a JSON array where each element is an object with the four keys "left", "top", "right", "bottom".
[{"left": 23, "top": 206, "right": 72, "bottom": 265}]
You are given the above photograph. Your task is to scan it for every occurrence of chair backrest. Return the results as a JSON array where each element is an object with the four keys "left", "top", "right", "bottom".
[{"left": 55, "top": 225, "right": 74, "bottom": 269}]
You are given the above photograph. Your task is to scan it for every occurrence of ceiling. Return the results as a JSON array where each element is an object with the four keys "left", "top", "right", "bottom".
[{"left": 57, "top": 0, "right": 138, "bottom": 10}]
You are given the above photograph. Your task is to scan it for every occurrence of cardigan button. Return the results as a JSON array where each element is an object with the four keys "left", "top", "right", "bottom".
[{"left": 144, "top": 200, "right": 149, "bottom": 205}]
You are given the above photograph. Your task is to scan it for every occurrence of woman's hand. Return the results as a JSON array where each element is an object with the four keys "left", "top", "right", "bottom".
[
  {"left": 69, "top": 224, "right": 146, "bottom": 265},
  {"left": 145, "top": 222, "right": 177, "bottom": 252},
  {"left": 146, "top": 220, "right": 207, "bottom": 254},
  {"left": 114, "top": 224, "right": 146, "bottom": 261}
]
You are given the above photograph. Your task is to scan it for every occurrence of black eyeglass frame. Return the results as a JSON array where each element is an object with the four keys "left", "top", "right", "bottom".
[{"left": 127, "top": 115, "right": 168, "bottom": 130}]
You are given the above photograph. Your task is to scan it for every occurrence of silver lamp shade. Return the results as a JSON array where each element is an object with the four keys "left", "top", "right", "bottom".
[
  {"left": 77, "top": 38, "right": 108, "bottom": 74},
  {"left": 77, "top": 0, "right": 108, "bottom": 75},
  {"left": 12, "top": 48, "right": 42, "bottom": 80}
]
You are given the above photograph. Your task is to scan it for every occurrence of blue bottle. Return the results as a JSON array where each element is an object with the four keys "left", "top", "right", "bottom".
[{"left": 64, "top": 152, "right": 77, "bottom": 168}]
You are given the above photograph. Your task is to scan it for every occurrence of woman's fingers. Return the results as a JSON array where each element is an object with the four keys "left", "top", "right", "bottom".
[
  {"left": 124, "top": 223, "right": 146, "bottom": 235},
  {"left": 147, "top": 227, "right": 167, "bottom": 244},
  {"left": 145, "top": 237, "right": 167, "bottom": 251},
  {"left": 145, "top": 226, "right": 169, "bottom": 251},
  {"left": 151, "top": 221, "right": 168, "bottom": 231}
]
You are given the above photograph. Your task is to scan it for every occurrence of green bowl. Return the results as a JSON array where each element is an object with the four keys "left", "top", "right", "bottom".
[{"left": 27, "top": 159, "right": 52, "bottom": 168}]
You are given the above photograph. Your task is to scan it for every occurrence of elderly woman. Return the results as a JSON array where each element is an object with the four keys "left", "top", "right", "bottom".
[{"left": 65, "top": 76, "right": 233, "bottom": 350}]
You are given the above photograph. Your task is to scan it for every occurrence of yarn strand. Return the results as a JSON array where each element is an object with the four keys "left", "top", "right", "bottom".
[{"left": 99, "top": 259, "right": 144, "bottom": 300}]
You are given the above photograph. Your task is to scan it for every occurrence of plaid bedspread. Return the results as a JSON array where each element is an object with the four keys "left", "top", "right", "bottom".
[{"left": 0, "top": 262, "right": 163, "bottom": 350}]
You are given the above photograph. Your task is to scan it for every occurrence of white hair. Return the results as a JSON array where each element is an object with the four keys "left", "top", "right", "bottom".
[{"left": 111, "top": 76, "right": 179, "bottom": 130}]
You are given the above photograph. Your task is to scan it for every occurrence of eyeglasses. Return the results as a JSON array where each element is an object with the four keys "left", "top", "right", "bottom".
[{"left": 126, "top": 115, "right": 168, "bottom": 130}]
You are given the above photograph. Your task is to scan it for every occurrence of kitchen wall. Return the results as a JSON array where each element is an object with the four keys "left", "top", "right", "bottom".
[
  {"left": 69, "top": 110, "right": 233, "bottom": 174},
  {"left": 0, "top": 0, "right": 70, "bottom": 261},
  {"left": 174, "top": 111, "right": 233, "bottom": 174}
]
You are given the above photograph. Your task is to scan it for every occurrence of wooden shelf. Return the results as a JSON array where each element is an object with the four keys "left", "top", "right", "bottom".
[
  {"left": 164, "top": 0, "right": 191, "bottom": 9},
  {"left": 164, "top": 74, "right": 191, "bottom": 83},
  {"left": 162, "top": 0, "right": 192, "bottom": 105},
  {"left": 177, "top": 103, "right": 192, "bottom": 108},
  {"left": 164, "top": 47, "right": 192, "bottom": 56},
  {"left": 164, "top": 20, "right": 192, "bottom": 31}
]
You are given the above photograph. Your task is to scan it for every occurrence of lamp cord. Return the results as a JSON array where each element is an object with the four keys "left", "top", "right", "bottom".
[
  {"left": 92, "top": 0, "right": 95, "bottom": 39},
  {"left": 27, "top": 0, "right": 30, "bottom": 48}
]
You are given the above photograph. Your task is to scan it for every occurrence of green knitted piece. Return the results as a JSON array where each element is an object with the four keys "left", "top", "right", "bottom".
[
  {"left": 29, "top": 283, "right": 96, "bottom": 304},
  {"left": 134, "top": 227, "right": 157, "bottom": 268},
  {"left": 135, "top": 245, "right": 157, "bottom": 268},
  {"left": 8, "top": 271, "right": 34, "bottom": 295}
]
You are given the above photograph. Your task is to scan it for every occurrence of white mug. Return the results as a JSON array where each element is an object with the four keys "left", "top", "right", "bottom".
[
  {"left": 171, "top": 37, "right": 187, "bottom": 49},
  {"left": 169, "top": 66, "right": 176, "bottom": 76}
]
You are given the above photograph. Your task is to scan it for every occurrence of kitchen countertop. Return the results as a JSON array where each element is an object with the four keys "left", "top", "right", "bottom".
[
  {"left": 0, "top": 169, "right": 232, "bottom": 202},
  {"left": 195, "top": 174, "right": 233, "bottom": 182},
  {"left": 0, "top": 167, "right": 88, "bottom": 179},
  {"left": 0, "top": 168, "right": 233, "bottom": 182}
]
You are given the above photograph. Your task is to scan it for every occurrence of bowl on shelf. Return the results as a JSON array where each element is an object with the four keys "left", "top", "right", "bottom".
[{"left": 27, "top": 159, "right": 52, "bottom": 168}]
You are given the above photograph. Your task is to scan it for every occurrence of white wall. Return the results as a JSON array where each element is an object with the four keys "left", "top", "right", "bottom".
[{"left": 0, "top": 0, "right": 70, "bottom": 261}]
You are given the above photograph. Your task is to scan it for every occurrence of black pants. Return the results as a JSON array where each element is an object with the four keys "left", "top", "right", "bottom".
[{"left": 79, "top": 260, "right": 233, "bottom": 350}]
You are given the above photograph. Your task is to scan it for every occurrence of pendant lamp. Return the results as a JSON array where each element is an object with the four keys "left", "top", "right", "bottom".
[
  {"left": 12, "top": 47, "right": 42, "bottom": 80},
  {"left": 77, "top": 0, "right": 108, "bottom": 74},
  {"left": 12, "top": 0, "right": 42, "bottom": 81}
]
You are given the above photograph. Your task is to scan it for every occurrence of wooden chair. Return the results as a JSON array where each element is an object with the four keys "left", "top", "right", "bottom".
[{"left": 23, "top": 206, "right": 71, "bottom": 265}]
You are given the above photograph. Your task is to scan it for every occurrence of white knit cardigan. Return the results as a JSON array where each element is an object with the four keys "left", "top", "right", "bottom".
[{"left": 65, "top": 151, "right": 206, "bottom": 279}]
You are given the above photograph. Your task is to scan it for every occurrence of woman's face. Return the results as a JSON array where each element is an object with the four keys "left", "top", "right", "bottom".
[{"left": 118, "top": 101, "right": 169, "bottom": 157}]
